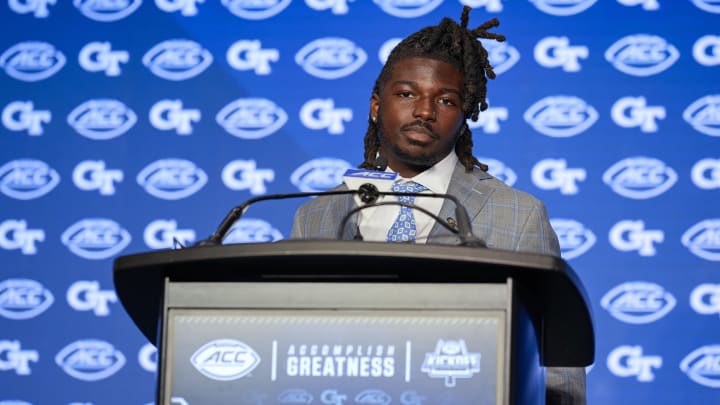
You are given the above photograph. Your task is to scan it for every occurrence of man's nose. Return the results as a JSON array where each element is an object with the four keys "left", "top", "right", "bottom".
[{"left": 413, "top": 99, "right": 437, "bottom": 121}]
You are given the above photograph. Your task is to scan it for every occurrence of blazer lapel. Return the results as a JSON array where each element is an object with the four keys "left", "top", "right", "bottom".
[{"left": 429, "top": 161, "right": 495, "bottom": 243}]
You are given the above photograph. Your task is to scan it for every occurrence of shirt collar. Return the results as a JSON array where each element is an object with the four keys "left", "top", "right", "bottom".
[{"left": 394, "top": 152, "right": 457, "bottom": 194}]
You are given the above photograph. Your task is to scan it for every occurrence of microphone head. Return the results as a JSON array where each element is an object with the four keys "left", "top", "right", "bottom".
[
  {"left": 343, "top": 168, "right": 397, "bottom": 205},
  {"left": 357, "top": 183, "right": 379, "bottom": 203}
]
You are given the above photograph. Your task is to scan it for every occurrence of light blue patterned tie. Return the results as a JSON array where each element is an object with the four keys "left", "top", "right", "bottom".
[{"left": 387, "top": 181, "right": 428, "bottom": 243}]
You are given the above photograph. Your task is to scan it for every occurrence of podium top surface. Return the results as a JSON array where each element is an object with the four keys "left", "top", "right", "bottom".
[{"left": 113, "top": 240, "right": 594, "bottom": 366}]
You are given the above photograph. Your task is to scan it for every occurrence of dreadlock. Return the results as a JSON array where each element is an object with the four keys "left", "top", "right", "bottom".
[{"left": 360, "top": 5, "right": 505, "bottom": 172}]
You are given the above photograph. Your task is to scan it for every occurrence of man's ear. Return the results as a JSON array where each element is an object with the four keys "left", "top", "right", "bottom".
[{"left": 370, "top": 93, "right": 380, "bottom": 121}]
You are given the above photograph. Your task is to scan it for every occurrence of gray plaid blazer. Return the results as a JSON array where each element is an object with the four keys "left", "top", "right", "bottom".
[{"left": 291, "top": 159, "right": 587, "bottom": 405}]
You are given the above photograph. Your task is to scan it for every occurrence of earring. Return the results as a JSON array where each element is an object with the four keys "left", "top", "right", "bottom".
[{"left": 371, "top": 116, "right": 377, "bottom": 123}]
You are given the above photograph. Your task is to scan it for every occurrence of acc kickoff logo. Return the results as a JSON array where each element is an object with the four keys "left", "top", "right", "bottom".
[
  {"left": 191, "top": 339, "right": 260, "bottom": 381},
  {"left": 421, "top": 339, "right": 480, "bottom": 387},
  {"left": 295, "top": 38, "right": 367, "bottom": 79},
  {"left": 601, "top": 281, "right": 676, "bottom": 324},
  {"left": 0, "top": 278, "right": 54, "bottom": 320},
  {"left": 602, "top": 156, "right": 677, "bottom": 199}
]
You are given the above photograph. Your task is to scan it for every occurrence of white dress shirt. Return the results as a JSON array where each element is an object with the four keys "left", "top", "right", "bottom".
[{"left": 358, "top": 152, "right": 458, "bottom": 243}]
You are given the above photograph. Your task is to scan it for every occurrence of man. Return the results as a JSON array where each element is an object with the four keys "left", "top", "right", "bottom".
[{"left": 291, "top": 6, "right": 586, "bottom": 404}]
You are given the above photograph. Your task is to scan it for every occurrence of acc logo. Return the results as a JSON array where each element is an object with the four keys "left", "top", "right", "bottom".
[
  {"left": 680, "top": 345, "right": 720, "bottom": 388},
  {"left": 222, "top": 0, "right": 291, "bottom": 19},
  {"left": 278, "top": 388, "right": 314, "bottom": 403},
  {"left": 690, "top": 0, "right": 720, "bottom": 13},
  {"left": 191, "top": 339, "right": 260, "bottom": 381},
  {"left": 295, "top": 38, "right": 367, "bottom": 80},
  {"left": 480, "top": 38, "right": 520, "bottom": 75},
  {"left": 605, "top": 34, "right": 679, "bottom": 77},
  {"left": 550, "top": 218, "right": 596, "bottom": 260},
  {"left": 61, "top": 218, "right": 132, "bottom": 260},
  {"left": 0, "top": 159, "right": 60, "bottom": 200},
  {"left": 477, "top": 157, "right": 517, "bottom": 186},
  {"left": 523, "top": 95, "right": 598, "bottom": 137},
  {"left": 355, "top": 389, "right": 391, "bottom": 405},
  {"left": 681, "top": 219, "right": 720, "bottom": 261},
  {"left": 0, "top": 41, "right": 65, "bottom": 81},
  {"left": 601, "top": 281, "right": 676, "bottom": 324},
  {"left": 67, "top": 99, "right": 137, "bottom": 140},
  {"left": 143, "top": 39, "right": 213, "bottom": 81},
  {"left": 290, "top": 158, "right": 352, "bottom": 192},
  {"left": 0, "top": 278, "right": 54, "bottom": 320},
  {"left": 529, "top": 0, "right": 597, "bottom": 16},
  {"left": 224, "top": 218, "right": 283, "bottom": 244},
  {"left": 683, "top": 94, "right": 720, "bottom": 137},
  {"left": 373, "top": 0, "right": 443, "bottom": 18},
  {"left": 137, "top": 158, "right": 207, "bottom": 200},
  {"left": 602, "top": 156, "right": 677, "bottom": 199},
  {"left": 217, "top": 98, "right": 288, "bottom": 139},
  {"left": 55, "top": 339, "right": 126, "bottom": 381},
  {"left": 74, "top": 0, "right": 141, "bottom": 21}
]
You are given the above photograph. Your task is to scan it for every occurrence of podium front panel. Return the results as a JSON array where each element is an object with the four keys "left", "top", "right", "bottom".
[{"left": 159, "top": 282, "right": 510, "bottom": 405}]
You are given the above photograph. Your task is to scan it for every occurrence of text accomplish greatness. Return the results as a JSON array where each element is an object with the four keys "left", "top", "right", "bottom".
[{"left": 285, "top": 344, "right": 395, "bottom": 378}]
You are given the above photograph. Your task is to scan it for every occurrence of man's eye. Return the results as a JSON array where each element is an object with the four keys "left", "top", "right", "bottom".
[
  {"left": 398, "top": 91, "right": 413, "bottom": 98},
  {"left": 439, "top": 98, "right": 456, "bottom": 106}
]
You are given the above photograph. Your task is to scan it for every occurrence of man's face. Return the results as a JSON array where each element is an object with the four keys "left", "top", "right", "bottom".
[{"left": 371, "top": 56, "right": 465, "bottom": 177}]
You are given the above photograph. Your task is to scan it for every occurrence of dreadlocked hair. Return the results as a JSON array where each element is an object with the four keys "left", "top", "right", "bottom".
[{"left": 360, "top": 5, "right": 505, "bottom": 173}]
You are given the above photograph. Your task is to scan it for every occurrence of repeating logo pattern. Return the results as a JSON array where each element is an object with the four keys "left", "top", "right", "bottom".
[{"left": 1, "top": 1, "right": 718, "bottom": 404}]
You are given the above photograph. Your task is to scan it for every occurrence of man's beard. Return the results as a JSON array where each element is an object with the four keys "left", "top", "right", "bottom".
[{"left": 377, "top": 115, "right": 454, "bottom": 169}]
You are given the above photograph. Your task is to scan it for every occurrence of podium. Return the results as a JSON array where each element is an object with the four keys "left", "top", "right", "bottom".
[{"left": 113, "top": 240, "right": 594, "bottom": 405}]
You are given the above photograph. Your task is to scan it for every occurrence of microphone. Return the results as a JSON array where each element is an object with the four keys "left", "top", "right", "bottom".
[
  {"left": 342, "top": 155, "right": 485, "bottom": 247},
  {"left": 194, "top": 188, "right": 358, "bottom": 246},
  {"left": 196, "top": 155, "right": 486, "bottom": 248},
  {"left": 342, "top": 162, "right": 397, "bottom": 204}
]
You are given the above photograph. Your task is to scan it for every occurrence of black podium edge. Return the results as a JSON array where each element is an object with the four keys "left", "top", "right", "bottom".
[{"left": 112, "top": 239, "right": 594, "bottom": 367}]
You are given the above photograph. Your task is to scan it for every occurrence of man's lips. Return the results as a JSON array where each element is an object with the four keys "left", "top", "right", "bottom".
[{"left": 401, "top": 122, "right": 437, "bottom": 142}]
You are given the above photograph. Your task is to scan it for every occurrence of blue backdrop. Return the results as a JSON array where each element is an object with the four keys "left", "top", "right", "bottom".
[{"left": 1, "top": 0, "right": 719, "bottom": 404}]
